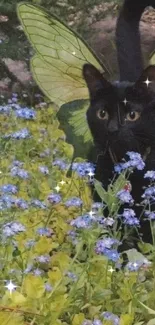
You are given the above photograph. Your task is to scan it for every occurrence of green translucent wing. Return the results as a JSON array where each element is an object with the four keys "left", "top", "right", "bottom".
[
  {"left": 150, "top": 52, "right": 155, "bottom": 65},
  {"left": 17, "top": 2, "right": 108, "bottom": 107},
  {"left": 31, "top": 55, "right": 88, "bottom": 107}
]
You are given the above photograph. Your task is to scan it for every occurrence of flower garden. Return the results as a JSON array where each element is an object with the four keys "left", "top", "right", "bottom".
[{"left": 0, "top": 92, "right": 154, "bottom": 325}]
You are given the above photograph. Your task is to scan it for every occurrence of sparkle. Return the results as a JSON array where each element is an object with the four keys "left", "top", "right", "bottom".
[
  {"left": 54, "top": 185, "right": 60, "bottom": 192},
  {"left": 5, "top": 280, "right": 17, "bottom": 294},
  {"left": 72, "top": 51, "right": 76, "bottom": 55},
  {"left": 89, "top": 210, "right": 95, "bottom": 217},
  {"left": 59, "top": 180, "right": 65, "bottom": 186},
  {"left": 122, "top": 98, "right": 128, "bottom": 105},
  {"left": 87, "top": 170, "right": 95, "bottom": 178},
  {"left": 108, "top": 266, "right": 115, "bottom": 273},
  {"left": 133, "top": 262, "right": 138, "bottom": 268},
  {"left": 143, "top": 78, "right": 152, "bottom": 87}
]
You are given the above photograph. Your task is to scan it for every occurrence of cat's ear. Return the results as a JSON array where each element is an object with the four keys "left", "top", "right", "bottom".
[
  {"left": 134, "top": 65, "right": 155, "bottom": 96},
  {"left": 83, "top": 64, "right": 111, "bottom": 100}
]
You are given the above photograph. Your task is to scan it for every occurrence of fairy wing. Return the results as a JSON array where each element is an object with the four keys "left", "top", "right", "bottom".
[{"left": 17, "top": 2, "right": 109, "bottom": 107}]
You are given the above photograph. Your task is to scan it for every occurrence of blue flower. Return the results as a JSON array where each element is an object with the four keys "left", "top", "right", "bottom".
[
  {"left": 38, "top": 166, "right": 49, "bottom": 175},
  {"left": 95, "top": 238, "right": 120, "bottom": 253},
  {"left": 67, "top": 230, "right": 78, "bottom": 244},
  {"left": 126, "top": 259, "right": 151, "bottom": 271},
  {"left": 25, "top": 239, "right": 36, "bottom": 248},
  {"left": 37, "top": 227, "right": 53, "bottom": 237},
  {"left": 114, "top": 151, "right": 145, "bottom": 173},
  {"left": 124, "top": 217, "right": 140, "bottom": 226},
  {"left": 121, "top": 208, "right": 140, "bottom": 226},
  {"left": 45, "top": 283, "right": 53, "bottom": 291},
  {"left": 92, "top": 202, "right": 104, "bottom": 210},
  {"left": 142, "top": 186, "right": 155, "bottom": 200},
  {"left": 53, "top": 159, "right": 68, "bottom": 170},
  {"left": 24, "top": 264, "right": 33, "bottom": 274},
  {"left": 0, "top": 105, "right": 10, "bottom": 115},
  {"left": 33, "top": 268, "right": 44, "bottom": 276},
  {"left": 30, "top": 199, "right": 47, "bottom": 209},
  {"left": 64, "top": 197, "right": 83, "bottom": 207},
  {"left": 4, "top": 128, "right": 31, "bottom": 139},
  {"left": 72, "top": 162, "right": 95, "bottom": 177},
  {"left": 126, "top": 151, "right": 145, "bottom": 170},
  {"left": 103, "top": 249, "right": 120, "bottom": 262},
  {"left": 117, "top": 189, "right": 134, "bottom": 203},
  {"left": 65, "top": 272, "right": 78, "bottom": 281},
  {"left": 14, "top": 198, "right": 29, "bottom": 209},
  {"left": 97, "top": 217, "right": 115, "bottom": 227},
  {"left": 145, "top": 210, "right": 155, "bottom": 220},
  {"left": 47, "top": 193, "right": 62, "bottom": 204},
  {"left": 93, "top": 320, "right": 102, "bottom": 325},
  {"left": 102, "top": 312, "right": 120, "bottom": 325},
  {"left": 0, "top": 184, "right": 18, "bottom": 194},
  {"left": 15, "top": 108, "right": 36, "bottom": 120},
  {"left": 0, "top": 195, "right": 15, "bottom": 209},
  {"left": 70, "top": 214, "right": 94, "bottom": 229},
  {"left": 10, "top": 160, "right": 24, "bottom": 168},
  {"left": 2, "top": 222, "right": 26, "bottom": 237},
  {"left": 10, "top": 167, "right": 30, "bottom": 179},
  {"left": 36, "top": 254, "right": 50, "bottom": 263},
  {"left": 144, "top": 170, "right": 155, "bottom": 181}
]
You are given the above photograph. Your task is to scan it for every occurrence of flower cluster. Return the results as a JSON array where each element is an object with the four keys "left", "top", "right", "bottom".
[
  {"left": 53, "top": 159, "right": 68, "bottom": 170},
  {"left": 114, "top": 151, "right": 145, "bottom": 173},
  {"left": 0, "top": 184, "right": 18, "bottom": 194},
  {"left": 120, "top": 208, "right": 140, "bottom": 226},
  {"left": 144, "top": 170, "right": 155, "bottom": 181},
  {"left": 70, "top": 214, "right": 95, "bottom": 229},
  {"left": 145, "top": 210, "right": 155, "bottom": 220},
  {"left": 142, "top": 186, "right": 155, "bottom": 201},
  {"left": 117, "top": 189, "right": 134, "bottom": 203},
  {"left": 4, "top": 128, "right": 31, "bottom": 139},
  {"left": 95, "top": 237, "right": 120, "bottom": 262},
  {"left": 2, "top": 221, "right": 26, "bottom": 237},
  {"left": 102, "top": 312, "right": 120, "bottom": 325},
  {"left": 126, "top": 259, "right": 151, "bottom": 272},
  {"left": 47, "top": 193, "right": 62, "bottom": 204},
  {"left": 15, "top": 107, "right": 36, "bottom": 120},
  {"left": 64, "top": 197, "right": 83, "bottom": 207},
  {"left": 10, "top": 167, "right": 30, "bottom": 179},
  {"left": 72, "top": 162, "right": 95, "bottom": 178}
]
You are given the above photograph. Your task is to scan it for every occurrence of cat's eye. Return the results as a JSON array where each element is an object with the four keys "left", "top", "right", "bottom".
[
  {"left": 126, "top": 111, "right": 141, "bottom": 121},
  {"left": 97, "top": 109, "right": 109, "bottom": 120}
]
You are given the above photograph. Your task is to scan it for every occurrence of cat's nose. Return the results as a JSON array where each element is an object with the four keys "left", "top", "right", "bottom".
[{"left": 107, "top": 120, "right": 119, "bottom": 133}]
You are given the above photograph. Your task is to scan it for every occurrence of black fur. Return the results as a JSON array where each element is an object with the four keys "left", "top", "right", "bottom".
[{"left": 83, "top": 0, "right": 155, "bottom": 246}]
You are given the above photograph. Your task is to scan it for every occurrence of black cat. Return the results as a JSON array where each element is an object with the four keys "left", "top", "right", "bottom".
[{"left": 83, "top": 0, "right": 155, "bottom": 246}]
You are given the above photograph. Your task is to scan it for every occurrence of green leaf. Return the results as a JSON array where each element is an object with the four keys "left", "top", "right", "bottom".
[
  {"left": 17, "top": 2, "right": 108, "bottom": 107},
  {"left": 147, "top": 319, "right": 155, "bottom": 325},
  {"left": 94, "top": 179, "right": 108, "bottom": 203},
  {"left": 138, "top": 301, "right": 155, "bottom": 315},
  {"left": 10, "top": 292, "right": 27, "bottom": 305},
  {"left": 125, "top": 249, "right": 146, "bottom": 263},
  {"left": 120, "top": 314, "right": 134, "bottom": 325},
  {"left": 23, "top": 275, "right": 45, "bottom": 298}
]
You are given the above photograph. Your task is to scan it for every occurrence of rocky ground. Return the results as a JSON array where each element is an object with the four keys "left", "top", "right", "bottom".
[{"left": 0, "top": 3, "right": 155, "bottom": 96}]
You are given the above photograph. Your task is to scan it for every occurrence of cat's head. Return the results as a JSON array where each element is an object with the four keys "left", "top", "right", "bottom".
[{"left": 83, "top": 64, "right": 155, "bottom": 160}]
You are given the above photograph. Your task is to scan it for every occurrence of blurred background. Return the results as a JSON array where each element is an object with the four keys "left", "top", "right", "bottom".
[{"left": 0, "top": 0, "right": 155, "bottom": 100}]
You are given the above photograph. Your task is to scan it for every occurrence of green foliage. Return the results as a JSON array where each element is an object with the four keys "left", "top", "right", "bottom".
[{"left": 0, "top": 95, "right": 155, "bottom": 325}]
